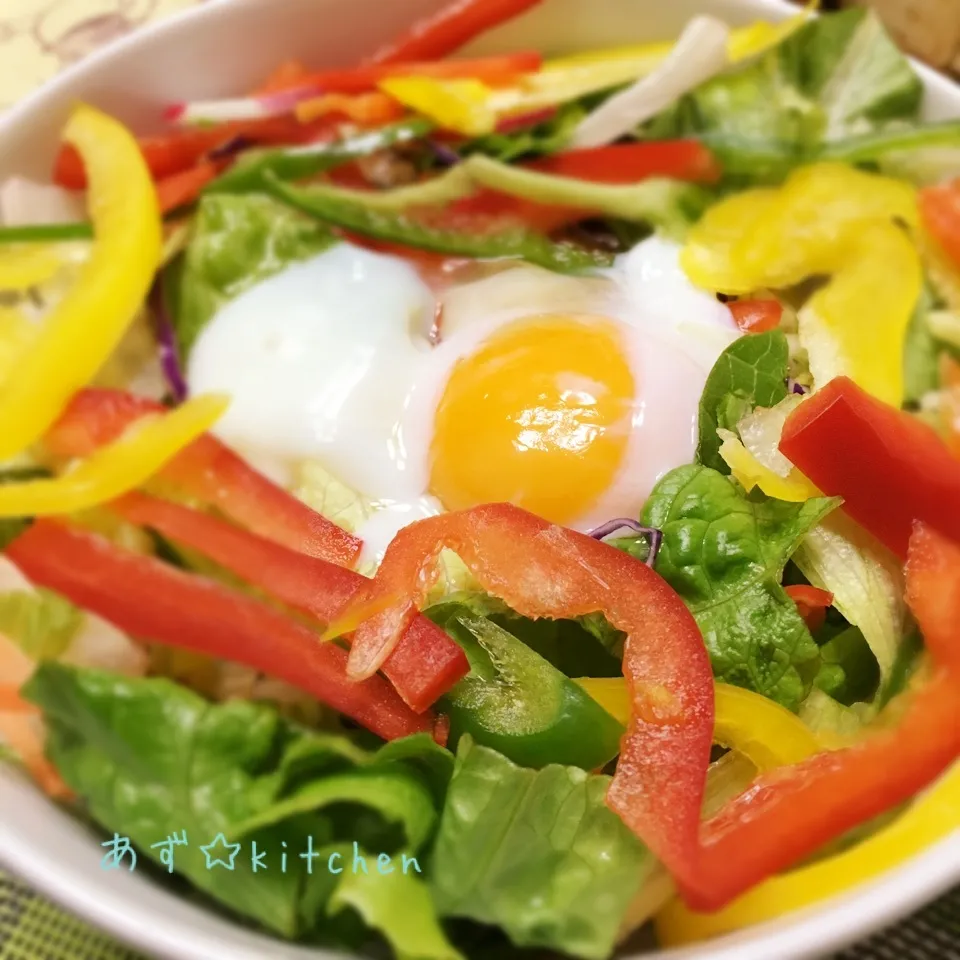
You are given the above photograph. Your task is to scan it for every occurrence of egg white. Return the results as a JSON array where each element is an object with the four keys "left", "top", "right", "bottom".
[
  {"left": 187, "top": 235, "right": 738, "bottom": 540},
  {"left": 187, "top": 243, "right": 436, "bottom": 498}
]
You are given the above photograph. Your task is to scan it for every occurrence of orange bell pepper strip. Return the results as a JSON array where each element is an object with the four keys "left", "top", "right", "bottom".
[
  {"left": 112, "top": 491, "right": 469, "bottom": 713},
  {"left": 5, "top": 520, "right": 438, "bottom": 744},
  {"left": 728, "top": 298, "right": 783, "bottom": 334},
  {"left": 326, "top": 502, "right": 715, "bottom": 878},
  {"left": 0, "top": 627, "right": 73, "bottom": 798},
  {"left": 366, "top": 0, "right": 545, "bottom": 64},
  {"left": 43, "top": 389, "right": 361, "bottom": 568},
  {"left": 920, "top": 178, "right": 960, "bottom": 272},
  {"left": 0, "top": 707, "right": 73, "bottom": 799},
  {"left": 779, "top": 376, "right": 960, "bottom": 560},
  {"left": 784, "top": 584, "right": 833, "bottom": 632},
  {"left": 295, "top": 92, "right": 405, "bottom": 126},
  {"left": 254, "top": 59, "right": 313, "bottom": 95}
]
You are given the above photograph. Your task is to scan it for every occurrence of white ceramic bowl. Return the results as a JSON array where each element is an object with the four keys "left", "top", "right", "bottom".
[{"left": 1, "top": 1, "right": 958, "bottom": 958}]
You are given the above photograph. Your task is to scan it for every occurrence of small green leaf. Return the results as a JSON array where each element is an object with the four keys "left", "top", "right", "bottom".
[
  {"left": 696, "top": 330, "right": 789, "bottom": 473},
  {"left": 642, "top": 464, "right": 839, "bottom": 710}
]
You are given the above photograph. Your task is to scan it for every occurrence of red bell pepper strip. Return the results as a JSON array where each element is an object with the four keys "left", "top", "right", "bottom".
[
  {"left": 112, "top": 491, "right": 469, "bottom": 713},
  {"left": 155, "top": 160, "right": 226, "bottom": 215},
  {"left": 431, "top": 190, "right": 589, "bottom": 237},
  {"left": 329, "top": 502, "right": 715, "bottom": 878},
  {"left": 330, "top": 501, "right": 960, "bottom": 910},
  {"left": 779, "top": 376, "right": 960, "bottom": 561},
  {"left": 526, "top": 141, "right": 722, "bottom": 185},
  {"left": 367, "top": 0, "right": 545, "bottom": 64},
  {"left": 494, "top": 106, "right": 558, "bottom": 134},
  {"left": 54, "top": 115, "right": 337, "bottom": 190},
  {"left": 920, "top": 178, "right": 960, "bottom": 271},
  {"left": 43, "top": 389, "right": 361, "bottom": 568},
  {"left": 685, "top": 522, "right": 960, "bottom": 911},
  {"left": 276, "top": 52, "right": 542, "bottom": 98},
  {"left": 5, "top": 520, "right": 438, "bottom": 743},
  {"left": 784, "top": 584, "right": 833, "bottom": 633},
  {"left": 728, "top": 298, "right": 783, "bottom": 334}
]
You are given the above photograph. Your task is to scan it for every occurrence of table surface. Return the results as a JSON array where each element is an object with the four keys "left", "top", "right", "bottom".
[{"left": 0, "top": 2, "right": 957, "bottom": 959}]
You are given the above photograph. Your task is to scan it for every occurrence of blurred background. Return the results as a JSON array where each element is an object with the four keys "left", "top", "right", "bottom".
[{"left": 2, "top": 0, "right": 960, "bottom": 111}]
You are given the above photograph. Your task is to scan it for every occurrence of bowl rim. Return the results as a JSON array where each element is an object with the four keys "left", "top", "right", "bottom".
[{"left": 0, "top": 2, "right": 959, "bottom": 959}]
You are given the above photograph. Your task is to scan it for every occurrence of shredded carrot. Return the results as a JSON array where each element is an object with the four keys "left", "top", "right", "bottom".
[
  {"left": 295, "top": 91, "right": 405, "bottom": 126},
  {"left": 254, "top": 59, "right": 312, "bottom": 95},
  {"left": 155, "top": 160, "right": 226, "bottom": 214}
]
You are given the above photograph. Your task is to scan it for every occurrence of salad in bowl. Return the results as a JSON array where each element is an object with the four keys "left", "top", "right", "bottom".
[{"left": 1, "top": 1, "right": 959, "bottom": 958}]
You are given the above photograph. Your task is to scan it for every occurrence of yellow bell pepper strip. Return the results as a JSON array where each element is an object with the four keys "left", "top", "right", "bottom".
[
  {"left": 0, "top": 308, "right": 37, "bottom": 385},
  {"left": 382, "top": 15, "right": 812, "bottom": 137},
  {"left": 380, "top": 77, "right": 497, "bottom": 136},
  {"left": 681, "top": 163, "right": 923, "bottom": 407},
  {"left": 711, "top": 682, "right": 821, "bottom": 770},
  {"left": 0, "top": 246, "right": 63, "bottom": 291},
  {"left": 726, "top": 3, "right": 817, "bottom": 62},
  {"left": 0, "top": 393, "right": 227, "bottom": 517},
  {"left": 0, "top": 104, "right": 162, "bottom": 460},
  {"left": 801, "top": 220, "right": 922, "bottom": 404},
  {"left": 656, "top": 761, "right": 960, "bottom": 946},
  {"left": 575, "top": 678, "right": 822, "bottom": 772},
  {"left": 717, "top": 429, "right": 822, "bottom": 502}
]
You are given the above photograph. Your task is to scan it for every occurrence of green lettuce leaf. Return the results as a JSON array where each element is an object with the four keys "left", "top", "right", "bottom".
[
  {"left": 811, "top": 625, "right": 880, "bottom": 706},
  {"left": 799, "top": 686, "right": 873, "bottom": 740},
  {"left": 0, "top": 588, "right": 81, "bottom": 661},
  {"left": 697, "top": 330, "right": 789, "bottom": 473},
  {"left": 643, "top": 9, "right": 923, "bottom": 181},
  {"left": 329, "top": 869, "right": 464, "bottom": 960},
  {"left": 171, "top": 193, "right": 336, "bottom": 357},
  {"left": 294, "top": 460, "right": 376, "bottom": 535},
  {"left": 821, "top": 120, "right": 960, "bottom": 184},
  {"left": 793, "top": 511, "right": 907, "bottom": 691},
  {"left": 430, "top": 737, "right": 657, "bottom": 960},
  {"left": 641, "top": 465, "right": 839, "bottom": 710},
  {"left": 22, "top": 664, "right": 445, "bottom": 942},
  {"left": 461, "top": 101, "right": 588, "bottom": 163},
  {"left": 902, "top": 285, "right": 941, "bottom": 406}
]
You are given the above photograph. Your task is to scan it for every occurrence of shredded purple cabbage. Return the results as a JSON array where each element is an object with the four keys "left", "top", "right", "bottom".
[
  {"left": 208, "top": 135, "right": 255, "bottom": 161},
  {"left": 149, "top": 276, "right": 188, "bottom": 404},
  {"left": 589, "top": 518, "right": 663, "bottom": 568},
  {"left": 429, "top": 141, "right": 462, "bottom": 167},
  {"left": 787, "top": 378, "right": 809, "bottom": 396}
]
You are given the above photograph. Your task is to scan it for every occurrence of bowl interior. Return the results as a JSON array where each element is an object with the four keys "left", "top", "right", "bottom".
[{"left": 0, "top": 2, "right": 959, "bottom": 960}]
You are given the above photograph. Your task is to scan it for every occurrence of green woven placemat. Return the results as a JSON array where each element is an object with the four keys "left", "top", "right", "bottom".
[{"left": 2, "top": 866, "right": 958, "bottom": 959}]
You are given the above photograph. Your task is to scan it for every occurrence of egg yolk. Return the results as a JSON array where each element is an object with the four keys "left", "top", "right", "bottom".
[{"left": 429, "top": 315, "right": 635, "bottom": 524}]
